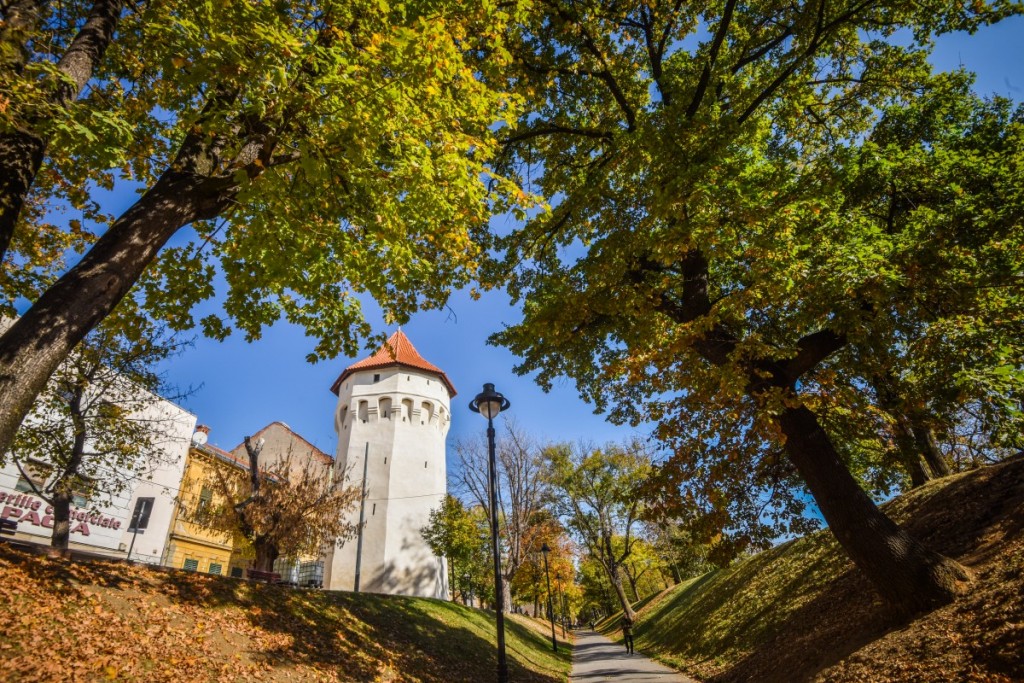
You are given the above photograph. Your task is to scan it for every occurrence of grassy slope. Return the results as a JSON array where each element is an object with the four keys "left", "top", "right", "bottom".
[
  {"left": 598, "top": 455, "right": 1024, "bottom": 683},
  {"left": 0, "top": 547, "right": 571, "bottom": 683}
]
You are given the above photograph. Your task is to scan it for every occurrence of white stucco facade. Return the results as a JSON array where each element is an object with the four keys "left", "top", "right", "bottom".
[
  {"left": 323, "top": 355, "right": 451, "bottom": 598},
  {"left": 0, "top": 394, "right": 195, "bottom": 563}
]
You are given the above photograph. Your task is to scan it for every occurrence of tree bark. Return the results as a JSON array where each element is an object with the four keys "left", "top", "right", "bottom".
[
  {"left": 607, "top": 562, "right": 636, "bottom": 621},
  {"left": 0, "top": 0, "right": 127, "bottom": 261},
  {"left": 253, "top": 538, "right": 279, "bottom": 573},
  {"left": 501, "top": 572, "right": 514, "bottom": 613},
  {"left": 625, "top": 566, "right": 640, "bottom": 601},
  {"left": 895, "top": 417, "right": 933, "bottom": 488},
  {"left": 776, "top": 404, "right": 970, "bottom": 617},
  {"left": 49, "top": 390, "right": 88, "bottom": 552},
  {"left": 50, "top": 490, "right": 72, "bottom": 552},
  {"left": 0, "top": 172, "right": 231, "bottom": 457},
  {"left": 914, "top": 423, "right": 951, "bottom": 478}
]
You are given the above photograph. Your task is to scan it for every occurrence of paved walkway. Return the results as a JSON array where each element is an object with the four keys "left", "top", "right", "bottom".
[{"left": 570, "top": 630, "right": 699, "bottom": 682}]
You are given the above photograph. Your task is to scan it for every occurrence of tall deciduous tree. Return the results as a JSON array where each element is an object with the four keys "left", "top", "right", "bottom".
[
  {"left": 455, "top": 416, "right": 549, "bottom": 612},
  {"left": 491, "top": 0, "right": 1021, "bottom": 616},
  {"left": 211, "top": 437, "right": 359, "bottom": 572},
  {"left": 543, "top": 440, "right": 652, "bottom": 621},
  {"left": 5, "top": 305, "right": 190, "bottom": 551},
  {"left": 0, "top": 0, "right": 529, "bottom": 458},
  {"left": 421, "top": 494, "right": 489, "bottom": 603}
]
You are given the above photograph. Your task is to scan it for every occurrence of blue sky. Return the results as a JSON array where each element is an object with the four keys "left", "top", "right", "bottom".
[{"left": 143, "top": 17, "right": 1024, "bottom": 459}]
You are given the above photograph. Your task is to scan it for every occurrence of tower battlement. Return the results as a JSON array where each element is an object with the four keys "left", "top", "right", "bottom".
[{"left": 323, "top": 331, "right": 450, "bottom": 598}]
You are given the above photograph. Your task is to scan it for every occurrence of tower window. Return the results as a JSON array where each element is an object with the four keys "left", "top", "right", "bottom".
[
  {"left": 372, "top": 503, "right": 376, "bottom": 515},
  {"left": 373, "top": 374, "right": 380, "bottom": 382}
]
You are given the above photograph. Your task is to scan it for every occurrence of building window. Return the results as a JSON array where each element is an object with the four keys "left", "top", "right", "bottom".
[
  {"left": 183, "top": 558, "right": 199, "bottom": 572},
  {"left": 230, "top": 567, "right": 244, "bottom": 578},
  {"left": 70, "top": 477, "right": 95, "bottom": 508},
  {"left": 14, "top": 459, "right": 52, "bottom": 496},
  {"left": 194, "top": 486, "right": 212, "bottom": 524},
  {"left": 373, "top": 374, "right": 380, "bottom": 382},
  {"left": 208, "top": 563, "right": 222, "bottom": 575},
  {"left": 358, "top": 400, "right": 368, "bottom": 423},
  {"left": 379, "top": 397, "right": 392, "bottom": 419},
  {"left": 128, "top": 497, "right": 155, "bottom": 532}
]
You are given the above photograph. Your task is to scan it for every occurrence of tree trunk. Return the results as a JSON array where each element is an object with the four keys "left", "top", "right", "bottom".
[
  {"left": 607, "top": 562, "right": 636, "bottom": 621},
  {"left": 0, "top": 131, "right": 45, "bottom": 260},
  {"left": 501, "top": 573, "right": 513, "bottom": 613},
  {"left": 0, "top": 0, "right": 127, "bottom": 262},
  {"left": 50, "top": 490, "right": 72, "bottom": 551},
  {"left": 777, "top": 405, "right": 970, "bottom": 617},
  {"left": 895, "top": 418, "right": 933, "bottom": 487},
  {"left": 253, "top": 537, "right": 279, "bottom": 573},
  {"left": 626, "top": 568, "right": 640, "bottom": 602},
  {"left": 914, "top": 423, "right": 951, "bottom": 478},
  {"left": 0, "top": 173, "right": 230, "bottom": 457}
]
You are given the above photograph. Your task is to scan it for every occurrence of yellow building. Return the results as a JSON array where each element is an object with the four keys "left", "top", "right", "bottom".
[
  {"left": 163, "top": 423, "right": 334, "bottom": 583},
  {"left": 163, "top": 428, "right": 251, "bottom": 577}
]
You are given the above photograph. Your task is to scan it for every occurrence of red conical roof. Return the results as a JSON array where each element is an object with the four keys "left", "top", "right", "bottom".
[{"left": 329, "top": 330, "right": 456, "bottom": 397}]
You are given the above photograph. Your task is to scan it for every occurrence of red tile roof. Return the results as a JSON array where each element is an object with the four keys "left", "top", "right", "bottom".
[{"left": 329, "top": 330, "right": 456, "bottom": 398}]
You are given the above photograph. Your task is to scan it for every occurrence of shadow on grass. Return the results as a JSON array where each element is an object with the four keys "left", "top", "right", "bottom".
[
  {"left": 0, "top": 542, "right": 570, "bottom": 682},
  {"left": 631, "top": 455, "right": 1024, "bottom": 683},
  {"left": 152, "top": 573, "right": 571, "bottom": 682}
]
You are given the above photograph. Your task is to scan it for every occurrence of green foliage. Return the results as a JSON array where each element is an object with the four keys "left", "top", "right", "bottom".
[
  {"left": 491, "top": 0, "right": 1024, "bottom": 558},
  {"left": 2, "top": 0, "right": 532, "bottom": 359},
  {"left": 6, "top": 302, "right": 189, "bottom": 538},
  {"left": 543, "top": 439, "right": 653, "bottom": 617},
  {"left": 422, "top": 494, "right": 494, "bottom": 601}
]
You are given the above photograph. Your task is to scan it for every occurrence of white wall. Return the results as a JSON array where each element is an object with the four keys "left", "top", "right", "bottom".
[
  {"left": 324, "top": 367, "right": 450, "bottom": 598},
  {"left": 0, "top": 392, "right": 195, "bottom": 560}
]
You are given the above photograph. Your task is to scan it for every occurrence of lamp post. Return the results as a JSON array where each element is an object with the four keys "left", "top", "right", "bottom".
[
  {"left": 554, "top": 572, "right": 566, "bottom": 637},
  {"left": 469, "top": 383, "right": 511, "bottom": 683},
  {"left": 540, "top": 543, "right": 558, "bottom": 652},
  {"left": 463, "top": 573, "right": 472, "bottom": 606}
]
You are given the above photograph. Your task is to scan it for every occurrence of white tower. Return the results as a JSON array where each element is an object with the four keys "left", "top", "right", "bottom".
[{"left": 323, "top": 330, "right": 454, "bottom": 598}]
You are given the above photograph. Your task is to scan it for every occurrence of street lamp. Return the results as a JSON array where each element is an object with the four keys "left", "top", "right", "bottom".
[
  {"left": 469, "top": 383, "right": 511, "bottom": 683},
  {"left": 463, "top": 572, "right": 472, "bottom": 606},
  {"left": 554, "top": 571, "right": 566, "bottom": 637},
  {"left": 540, "top": 543, "right": 558, "bottom": 652}
]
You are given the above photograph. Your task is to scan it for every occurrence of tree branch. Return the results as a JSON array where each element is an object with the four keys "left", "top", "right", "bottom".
[
  {"left": 686, "top": 0, "right": 738, "bottom": 119},
  {"left": 782, "top": 329, "right": 847, "bottom": 382}
]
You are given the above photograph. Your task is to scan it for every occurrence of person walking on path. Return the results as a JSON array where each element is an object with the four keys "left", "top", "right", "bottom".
[
  {"left": 570, "top": 629, "right": 698, "bottom": 682},
  {"left": 621, "top": 616, "right": 635, "bottom": 654}
]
